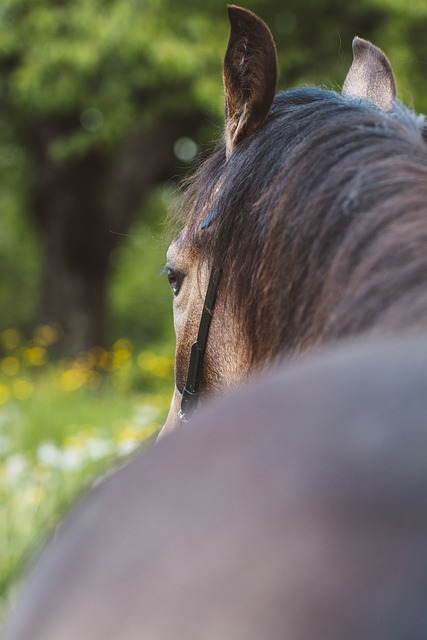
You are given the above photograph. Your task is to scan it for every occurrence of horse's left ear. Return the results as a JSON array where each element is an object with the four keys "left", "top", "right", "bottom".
[
  {"left": 342, "top": 37, "right": 397, "bottom": 110},
  {"left": 223, "top": 5, "right": 277, "bottom": 156}
]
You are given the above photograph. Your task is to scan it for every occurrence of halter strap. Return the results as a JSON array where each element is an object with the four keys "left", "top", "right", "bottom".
[
  {"left": 178, "top": 200, "right": 220, "bottom": 423},
  {"left": 178, "top": 268, "right": 218, "bottom": 422}
]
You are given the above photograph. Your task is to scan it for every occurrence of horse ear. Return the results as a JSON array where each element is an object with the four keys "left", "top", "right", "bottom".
[
  {"left": 223, "top": 5, "right": 278, "bottom": 156},
  {"left": 342, "top": 37, "right": 397, "bottom": 110}
]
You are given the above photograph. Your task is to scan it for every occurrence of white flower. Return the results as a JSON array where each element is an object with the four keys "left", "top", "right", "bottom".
[
  {"left": 61, "top": 446, "right": 85, "bottom": 471},
  {"left": 4, "top": 453, "right": 28, "bottom": 482},
  {"left": 37, "top": 442, "right": 63, "bottom": 467},
  {"left": 133, "top": 403, "right": 158, "bottom": 426},
  {"left": 117, "top": 440, "right": 139, "bottom": 457},
  {"left": 85, "top": 438, "right": 112, "bottom": 461}
]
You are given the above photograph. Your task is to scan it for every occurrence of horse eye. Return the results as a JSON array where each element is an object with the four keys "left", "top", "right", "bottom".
[{"left": 166, "top": 267, "right": 184, "bottom": 295}]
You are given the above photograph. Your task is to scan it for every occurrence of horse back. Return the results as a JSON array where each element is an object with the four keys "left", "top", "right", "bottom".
[{"left": 3, "top": 334, "right": 427, "bottom": 640}]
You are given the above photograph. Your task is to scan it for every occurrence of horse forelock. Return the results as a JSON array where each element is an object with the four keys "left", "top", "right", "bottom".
[{"left": 180, "top": 86, "right": 427, "bottom": 365}]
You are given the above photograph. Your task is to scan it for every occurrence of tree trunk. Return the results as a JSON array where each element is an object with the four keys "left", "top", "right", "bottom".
[
  {"left": 39, "top": 231, "right": 108, "bottom": 354},
  {"left": 27, "top": 114, "right": 203, "bottom": 354}
]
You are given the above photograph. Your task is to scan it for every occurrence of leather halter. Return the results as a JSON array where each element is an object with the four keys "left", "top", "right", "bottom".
[{"left": 178, "top": 204, "right": 219, "bottom": 422}]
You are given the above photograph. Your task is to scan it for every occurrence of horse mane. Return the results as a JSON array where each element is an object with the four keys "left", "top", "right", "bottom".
[{"left": 180, "top": 88, "right": 427, "bottom": 365}]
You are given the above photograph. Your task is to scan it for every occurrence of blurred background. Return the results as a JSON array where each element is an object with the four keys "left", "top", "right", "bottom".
[{"left": 1, "top": 0, "right": 426, "bottom": 616}]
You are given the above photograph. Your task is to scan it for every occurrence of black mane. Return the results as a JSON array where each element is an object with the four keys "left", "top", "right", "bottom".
[{"left": 182, "top": 87, "right": 427, "bottom": 364}]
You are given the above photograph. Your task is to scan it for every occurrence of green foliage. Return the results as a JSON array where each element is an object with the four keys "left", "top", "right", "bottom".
[
  {"left": 1, "top": 0, "right": 425, "bottom": 153},
  {"left": 0, "top": 121, "right": 40, "bottom": 332},
  {"left": 1, "top": 0, "right": 426, "bottom": 343},
  {"left": 0, "top": 0, "right": 228, "bottom": 347},
  {"left": 108, "top": 186, "right": 176, "bottom": 348},
  {"left": 0, "top": 0, "right": 227, "bottom": 159},
  {"left": 0, "top": 326, "right": 173, "bottom": 615},
  {"left": 365, "top": 0, "right": 427, "bottom": 111}
]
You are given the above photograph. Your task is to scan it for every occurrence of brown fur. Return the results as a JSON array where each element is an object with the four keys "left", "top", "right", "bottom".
[
  {"left": 163, "top": 7, "right": 427, "bottom": 433},
  {"left": 224, "top": 6, "right": 277, "bottom": 155},
  {"left": 343, "top": 37, "right": 397, "bottom": 110},
  {"left": 178, "top": 94, "right": 427, "bottom": 370},
  {"left": 4, "top": 336, "right": 427, "bottom": 639}
]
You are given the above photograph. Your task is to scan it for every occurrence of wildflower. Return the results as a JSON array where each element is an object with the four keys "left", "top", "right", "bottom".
[
  {"left": 0, "top": 328, "right": 21, "bottom": 351},
  {"left": 33, "top": 324, "right": 60, "bottom": 347},
  {"left": 85, "top": 438, "right": 112, "bottom": 461},
  {"left": 89, "top": 346, "right": 110, "bottom": 369},
  {"left": 1, "top": 357, "right": 20, "bottom": 376},
  {"left": 37, "top": 442, "right": 63, "bottom": 467},
  {"left": 63, "top": 432, "right": 90, "bottom": 449},
  {"left": 117, "top": 426, "right": 142, "bottom": 457},
  {"left": 61, "top": 446, "right": 86, "bottom": 471},
  {"left": 112, "top": 338, "right": 132, "bottom": 352},
  {"left": 111, "top": 348, "right": 132, "bottom": 370},
  {"left": 23, "top": 347, "right": 48, "bottom": 366},
  {"left": 0, "top": 384, "right": 10, "bottom": 406},
  {"left": 59, "top": 367, "right": 87, "bottom": 392},
  {"left": 139, "top": 423, "right": 161, "bottom": 443},
  {"left": 133, "top": 403, "right": 158, "bottom": 425},
  {"left": 137, "top": 351, "right": 173, "bottom": 377},
  {"left": 75, "top": 351, "right": 95, "bottom": 370},
  {"left": 4, "top": 453, "right": 28, "bottom": 483}
]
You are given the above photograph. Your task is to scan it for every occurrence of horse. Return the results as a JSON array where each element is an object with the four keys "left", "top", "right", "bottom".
[
  {"left": 160, "top": 5, "right": 427, "bottom": 436},
  {"left": 3, "top": 6, "right": 427, "bottom": 639},
  {"left": 3, "top": 335, "right": 427, "bottom": 640}
]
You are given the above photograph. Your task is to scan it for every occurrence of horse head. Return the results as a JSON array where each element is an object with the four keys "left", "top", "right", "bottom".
[{"left": 161, "top": 6, "right": 427, "bottom": 436}]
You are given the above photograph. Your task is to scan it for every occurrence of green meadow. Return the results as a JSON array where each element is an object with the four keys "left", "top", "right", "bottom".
[{"left": 0, "top": 326, "right": 173, "bottom": 614}]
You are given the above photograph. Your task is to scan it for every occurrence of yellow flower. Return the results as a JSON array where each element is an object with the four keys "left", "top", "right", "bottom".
[
  {"left": 59, "top": 367, "right": 87, "bottom": 392},
  {"left": 112, "top": 338, "right": 133, "bottom": 352},
  {"left": 0, "top": 328, "right": 21, "bottom": 351},
  {"left": 33, "top": 324, "right": 60, "bottom": 347},
  {"left": 23, "top": 347, "right": 48, "bottom": 366},
  {"left": 137, "top": 351, "right": 173, "bottom": 377},
  {"left": 1, "top": 356, "right": 20, "bottom": 376},
  {"left": 117, "top": 423, "right": 160, "bottom": 453},
  {"left": 75, "top": 351, "right": 95, "bottom": 370},
  {"left": 0, "top": 384, "right": 10, "bottom": 405},
  {"left": 140, "top": 423, "right": 161, "bottom": 442},
  {"left": 117, "top": 427, "right": 141, "bottom": 443},
  {"left": 89, "top": 346, "right": 110, "bottom": 369},
  {"left": 64, "top": 432, "right": 89, "bottom": 449},
  {"left": 111, "top": 348, "right": 132, "bottom": 370}
]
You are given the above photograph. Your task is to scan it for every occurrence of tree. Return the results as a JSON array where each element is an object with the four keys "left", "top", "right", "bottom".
[
  {"left": 0, "top": 0, "right": 425, "bottom": 353},
  {"left": 0, "top": 0, "right": 227, "bottom": 352}
]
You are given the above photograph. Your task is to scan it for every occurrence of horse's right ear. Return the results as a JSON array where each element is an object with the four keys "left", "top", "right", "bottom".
[
  {"left": 342, "top": 37, "right": 397, "bottom": 110},
  {"left": 223, "top": 5, "right": 277, "bottom": 157}
]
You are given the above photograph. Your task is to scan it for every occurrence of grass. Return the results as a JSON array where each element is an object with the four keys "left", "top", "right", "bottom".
[{"left": 0, "top": 325, "right": 174, "bottom": 618}]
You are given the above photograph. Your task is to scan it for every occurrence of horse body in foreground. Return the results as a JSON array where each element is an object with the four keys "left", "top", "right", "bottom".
[
  {"left": 3, "top": 6, "right": 427, "bottom": 639},
  {"left": 3, "top": 335, "right": 427, "bottom": 640}
]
